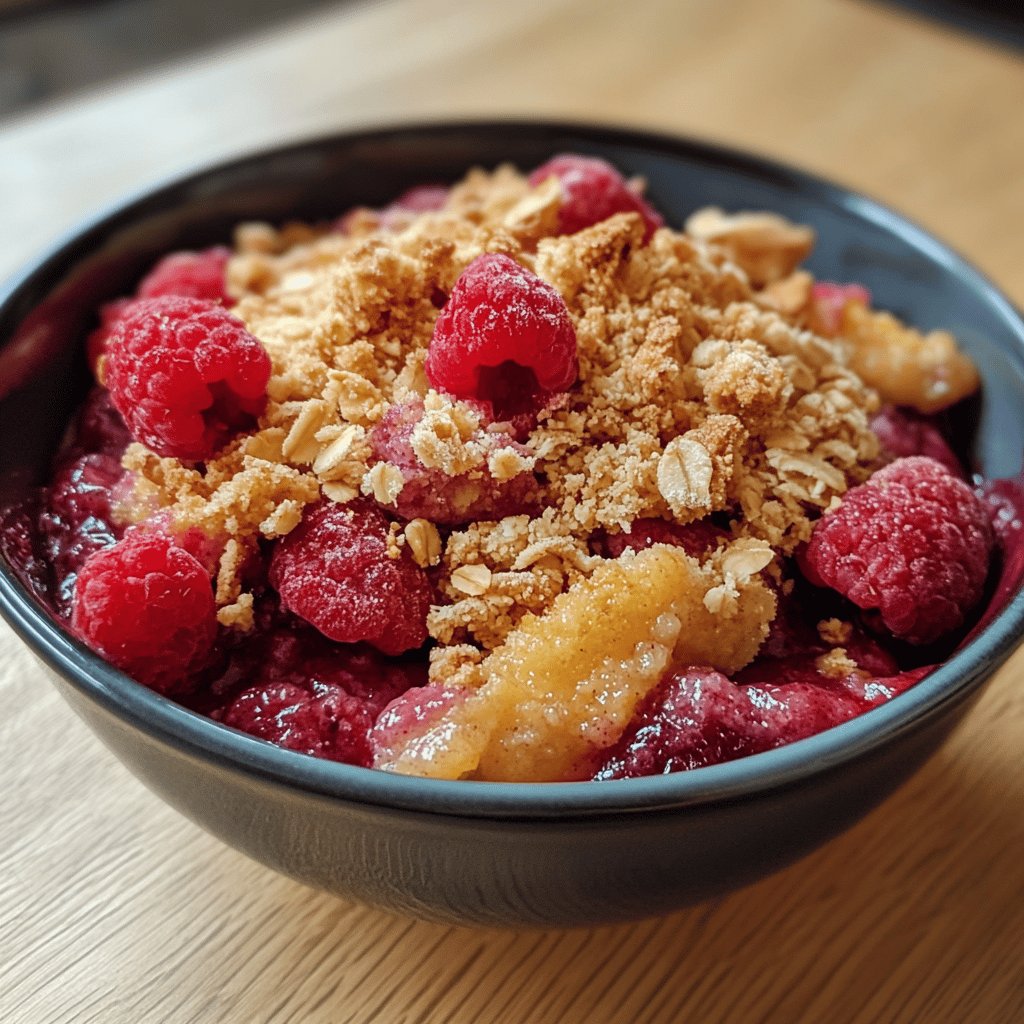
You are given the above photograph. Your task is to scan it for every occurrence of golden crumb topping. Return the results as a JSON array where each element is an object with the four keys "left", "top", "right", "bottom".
[{"left": 118, "top": 162, "right": 981, "bottom": 780}]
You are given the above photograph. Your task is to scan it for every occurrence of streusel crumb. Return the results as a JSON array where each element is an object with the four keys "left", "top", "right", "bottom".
[{"left": 101, "top": 160, "right": 989, "bottom": 780}]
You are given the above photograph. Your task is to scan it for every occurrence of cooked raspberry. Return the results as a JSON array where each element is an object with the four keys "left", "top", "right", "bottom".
[
  {"left": 367, "top": 398, "right": 539, "bottom": 524},
  {"left": 136, "top": 247, "right": 234, "bottom": 305},
  {"left": 592, "top": 517, "right": 727, "bottom": 559},
  {"left": 809, "top": 281, "right": 871, "bottom": 336},
  {"left": 378, "top": 185, "right": 449, "bottom": 230},
  {"left": 594, "top": 663, "right": 930, "bottom": 779},
  {"left": 973, "top": 476, "right": 1024, "bottom": 626},
  {"left": 62, "top": 387, "right": 131, "bottom": 461},
  {"left": 336, "top": 185, "right": 449, "bottom": 235},
  {"left": 871, "top": 405, "right": 962, "bottom": 477},
  {"left": 800, "top": 457, "right": 994, "bottom": 644},
  {"left": 528, "top": 154, "right": 664, "bottom": 242},
  {"left": 223, "top": 646, "right": 419, "bottom": 767},
  {"left": 268, "top": 499, "right": 431, "bottom": 655},
  {"left": 424, "top": 254, "right": 578, "bottom": 420},
  {"left": 0, "top": 505, "right": 49, "bottom": 602},
  {"left": 371, "top": 683, "right": 469, "bottom": 768},
  {"left": 104, "top": 296, "right": 271, "bottom": 460},
  {"left": 71, "top": 531, "right": 216, "bottom": 693},
  {"left": 40, "top": 452, "right": 127, "bottom": 615}
]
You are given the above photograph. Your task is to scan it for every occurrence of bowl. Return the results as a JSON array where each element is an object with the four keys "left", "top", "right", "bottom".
[{"left": 2, "top": 121, "right": 1024, "bottom": 928}]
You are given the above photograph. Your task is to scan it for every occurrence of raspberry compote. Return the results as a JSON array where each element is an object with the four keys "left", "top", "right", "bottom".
[{"left": 3, "top": 155, "right": 1021, "bottom": 781}]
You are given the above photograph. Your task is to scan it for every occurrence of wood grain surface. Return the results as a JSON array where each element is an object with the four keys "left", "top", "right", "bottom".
[{"left": 2, "top": 1, "right": 1024, "bottom": 1021}]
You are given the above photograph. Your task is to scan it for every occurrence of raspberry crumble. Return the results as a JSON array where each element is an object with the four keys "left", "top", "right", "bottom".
[{"left": 3, "top": 153, "right": 1019, "bottom": 781}]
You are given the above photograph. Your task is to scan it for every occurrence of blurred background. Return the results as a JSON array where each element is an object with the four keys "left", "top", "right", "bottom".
[{"left": 0, "top": 0, "right": 1020, "bottom": 119}]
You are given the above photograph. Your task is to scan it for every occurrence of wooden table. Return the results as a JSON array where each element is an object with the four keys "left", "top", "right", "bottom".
[{"left": 2, "top": 1, "right": 1023, "bottom": 1020}]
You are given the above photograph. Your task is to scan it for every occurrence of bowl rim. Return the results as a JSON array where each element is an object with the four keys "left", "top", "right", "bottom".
[{"left": 2, "top": 118, "right": 1024, "bottom": 820}]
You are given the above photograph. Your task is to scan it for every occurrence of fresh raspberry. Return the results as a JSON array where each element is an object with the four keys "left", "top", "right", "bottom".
[
  {"left": 800, "top": 457, "right": 993, "bottom": 644},
  {"left": 424, "top": 254, "right": 578, "bottom": 420},
  {"left": 86, "top": 299, "right": 135, "bottom": 373},
  {"left": 104, "top": 296, "right": 271, "bottom": 460},
  {"left": 367, "top": 398, "right": 538, "bottom": 524},
  {"left": 72, "top": 531, "right": 217, "bottom": 693},
  {"left": 871, "top": 405, "right": 962, "bottom": 477},
  {"left": 40, "top": 453, "right": 127, "bottom": 615},
  {"left": 528, "top": 154, "right": 664, "bottom": 242},
  {"left": 268, "top": 499, "right": 431, "bottom": 655},
  {"left": 592, "top": 517, "right": 728, "bottom": 560},
  {"left": 136, "top": 247, "right": 234, "bottom": 305},
  {"left": 594, "top": 663, "right": 930, "bottom": 779},
  {"left": 810, "top": 281, "right": 871, "bottom": 336}
]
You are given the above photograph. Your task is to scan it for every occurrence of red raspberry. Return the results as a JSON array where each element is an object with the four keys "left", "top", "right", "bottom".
[
  {"left": 268, "top": 499, "right": 431, "bottom": 655},
  {"left": 104, "top": 296, "right": 271, "bottom": 460},
  {"left": 221, "top": 636, "right": 423, "bottom": 766},
  {"left": 336, "top": 184, "right": 449, "bottom": 235},
  {"left": 800, "top": 457, "right": 994, "bottom": 644},
  {"left": 871, "top": 406, "right": 962, "bottom": 477},
  {"left": 62, "top": 387, "right": 131, "bottom": 461},
  {"left": 136, "top": 247, "right": 234, "bottom": 305},
  {"left": 594, "top": 663, "right": 930, "bottom": 779},
  {"left": 367, "top": 398, "right": 538, "bottom": 524},
  {"left": 810, "top": 281, "right": 871, "bottom": 336},
  {"left": 370, "top": 683, "right": 469, "bottom": 767},
  {"left": 86, "top": 299, "right": 135, "bottom": 373},
  {"left": 592, "top": 517, "right": 728, "bottom": 559},
  {"left": 424, "top": 254, "right": 578, "bottom": 420},
  {"left": 528, "top": 154, "right": 664, "bottom": 242},
  {"left": 40, "top": 452, "right": 127, "bottom": 615},
  {"left": 72, "top": 531, "right": 216, "bottom": 693}
]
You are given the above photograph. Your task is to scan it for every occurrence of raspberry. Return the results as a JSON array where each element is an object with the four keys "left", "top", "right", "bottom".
[
  {"left": 424, "top": 254, "right": 578, "bottom": 420},
  {"left": 367, "top": 398, "right": 538, "bottom": 524},
  {"left": 268, "top": 499, "right": 431, "bottom": 655},
  {"left": 72, "top": 531, "right": 216, "bottom": 693},
  {"left": 810, "top": 281, "right": 871, "bottom": 336},
  {"left": 213, "top": 596, "right": 425, "bottom": 765},
  {"left": 104, "top": 296, "right": 271, "bottom": 460},
  {"left": 594, "top": 663, "right": 930, "bottom": 779},
  {"left": 337, "top": 184, "right": 449, "bottom": 235},
  {"left": 86, "top": 299, "right": 135, "bottom": 373},
  {"left": 370, "top": 683, "right": 469, "bottom": 768},
  {"left": 40, "top": 453, "right": 127, "bottom": 615},
  {"left": 974, "top": 476, "right": 1024, "bottom": 627},
  {"left": 378, "top": 185, "right": 449, "bottom": 230},
  {"left": 871, "top": 405, "right": 962, "bottom": 477},
  {"left": 592, "top": 517, "right": 728, "bottom": 559},
  {"left": 800, "top": 457, "right": 994, "bottom": 644},
  {"left": 227, "top": 682, "right": 376, "bottom": 764},
  {"left": 528, "top": 154, "right": 664, "bottom": 242},
  {"left": 136, "top": 247, "right": 234, "bottom": 305},
  {"left": 62, "top": 387, "right": 131, "bottom": 462}
]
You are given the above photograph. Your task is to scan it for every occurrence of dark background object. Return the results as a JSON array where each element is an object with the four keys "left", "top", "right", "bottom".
[
  {"left": 0, "top": 0, "right": 341, "bottom": 118},
  {"left": 884, "top": 0, "right": 1024, "bottom": 50},
  {"left": 2, "top": 122, "right": 1024, "bottom": 926},
  {"left": 0, "top": 0, "right": 1020, "bottom": 122}
]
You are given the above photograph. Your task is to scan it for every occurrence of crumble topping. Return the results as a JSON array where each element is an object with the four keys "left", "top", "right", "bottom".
[{"left": 118, "top": 162, "right": 979, "bottom": 731}]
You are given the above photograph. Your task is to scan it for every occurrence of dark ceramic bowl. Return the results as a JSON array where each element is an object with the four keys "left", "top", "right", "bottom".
[{"left": 3, "top": 122, "right": 1024, "bottom": 928}]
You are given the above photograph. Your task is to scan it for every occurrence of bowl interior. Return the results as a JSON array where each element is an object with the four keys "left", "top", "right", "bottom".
[{"left": 2, "top": 121, "right": 1024, "bottom": 817}]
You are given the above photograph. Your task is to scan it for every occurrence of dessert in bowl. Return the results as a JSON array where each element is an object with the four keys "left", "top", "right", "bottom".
[{"left": 1, "top": 123, "right": 1023, "bottom": 925}]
